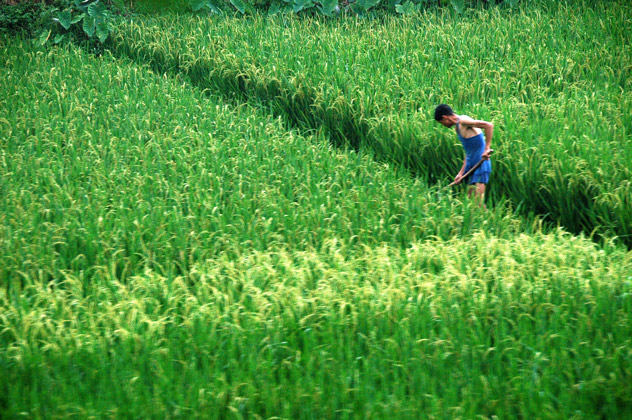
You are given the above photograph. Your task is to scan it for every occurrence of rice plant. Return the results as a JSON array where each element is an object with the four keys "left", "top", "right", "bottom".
[
  {"left": 0, "top": 35, "right": 632, "bottom": 418},
  {"left": 109, "top": 0, "right": 632, "bottom": 244},
  {"left": 0, "top": 37, "right": 527, "bottom": 287},
  {"left": 1, "top": 7, "right": 632, "bottom": 418}
]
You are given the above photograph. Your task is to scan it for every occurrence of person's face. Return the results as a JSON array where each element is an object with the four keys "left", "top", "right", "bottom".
[{"left": 439, "top": 115, "right": 455, "bottom": 128}]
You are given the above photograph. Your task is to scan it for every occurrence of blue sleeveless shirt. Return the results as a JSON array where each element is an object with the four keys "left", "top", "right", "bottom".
[{"left": 456, "top": 122, "right": 491, "bottom": 184}]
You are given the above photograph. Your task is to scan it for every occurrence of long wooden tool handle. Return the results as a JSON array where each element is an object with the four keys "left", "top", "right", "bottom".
[{"left": 448, "top": 149, "right": 493, "bottom": 187}]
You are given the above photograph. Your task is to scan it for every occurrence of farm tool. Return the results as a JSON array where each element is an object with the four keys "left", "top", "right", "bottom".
[{"left": 447, "top": 149, "right": 494, "bottom": 187}]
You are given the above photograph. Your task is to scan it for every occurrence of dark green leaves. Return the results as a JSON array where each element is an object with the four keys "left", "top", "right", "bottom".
[
  {"left": 83, "top": 15, "right": 96, "bottom": 37},
  {"left": 190, "top": 0, "right": 206, "bottom": 11},
  {"left": 95, "top": 18, "right": 109, "bottom": 42},
  {"left": 53, "top": 10, "right": 73, "bottom": 30},
  {"left": 351, "top": 0, "right": 382, "bottom": 15},
  {"left": 86, "top": 1, "right": 107, "bottom": 18},
  {"left": 318, "top": 0, "right": 339, "bottom": 16},
  {"left": 190, "top": 0, "right": 222, "bottom": 13},
  {"left": 37, "top": 29, "right": 51, "bottom": 46},
  {"left": 45, "top": 0, "right": 112, "bottom": 44},
  {"left": 450, "top": 0, "right": 465, "bottom": 15},
  {"left": 230, "top": 0, "right": 248, "bottom": 14},
  {"left": 291, "top": 0, "right": 315, "bottom": 13},
  {"left": 395, "top": 1, "right": 419, "bottom": 15}
]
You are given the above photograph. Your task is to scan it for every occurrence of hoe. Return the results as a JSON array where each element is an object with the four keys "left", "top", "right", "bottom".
[{"left": 447, "top": 149, "right": 494, "bottom": 187}]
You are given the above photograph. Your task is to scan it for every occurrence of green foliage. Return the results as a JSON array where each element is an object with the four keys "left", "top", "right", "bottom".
[
  {"left": 109, "top": 3, "right": 632, "bottom": 246},
  {"left": 2, "top": 39, "right": 631, "bottom": 418},
  {"left": 450, "top": 0, "right": 465, "bottom": 14},
  {"left": 38, "top": 0, "right": 113, "bottom": 45},
  {"left": 317, "top": 0, "right": 339, "bottom": 16},
  {"left": 1, "top": 37, "right": 521, "bottom": 286},
  {"left": 0, "top": 2, "right": 47, "bottom": 35},
  {"left": 1, "top": 2, "right": 630, "bottom": 417},
  {"left": 351, "top": 0, "right": 381, "bottom": 14},
  {"left": 395, "top": 1, "right": 420, "bottom": 15},
  {"left": 133, "top": 0, "right": 520, "bottom": 16},
  {"left": 190, "top": 0, "right": 222, "bottom": 13},
  {"left": 229, "top": 0, "right": 248, "bottom": 13}
]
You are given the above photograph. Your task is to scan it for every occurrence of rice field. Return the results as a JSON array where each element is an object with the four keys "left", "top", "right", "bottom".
[
  {"left": 109, "top": 0, "right": 632, "bottom": 244},
  {"left": 1, "top": 1, "right": 632, "bottom": 418},
  {"left": 0, "top": 38, "right": 528, "bottom": 286}
]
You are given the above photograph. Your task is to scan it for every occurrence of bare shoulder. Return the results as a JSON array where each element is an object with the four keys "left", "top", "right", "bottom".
[
  {"left": 458, "top": 115, "right": 476, "bottom": 125},
  {"left": 460, "top": 114, "right": 493, "bottom": 127},
  {"left": 457, "top": 115, "right": 482, "bottom": 137}
]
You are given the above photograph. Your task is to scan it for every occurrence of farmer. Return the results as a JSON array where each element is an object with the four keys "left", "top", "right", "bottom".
[{"left": 434, "top": 104, "right": 493, "bottom": 208}]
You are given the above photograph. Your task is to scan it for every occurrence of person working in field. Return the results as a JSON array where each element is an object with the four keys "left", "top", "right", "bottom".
[{"left": 434, "top": 104, "right": 493, "bottom": 208}]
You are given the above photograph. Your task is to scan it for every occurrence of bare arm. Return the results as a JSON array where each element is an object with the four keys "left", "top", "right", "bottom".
[{"left": 454, "top": 157, "right": 466, "bottom": 184}]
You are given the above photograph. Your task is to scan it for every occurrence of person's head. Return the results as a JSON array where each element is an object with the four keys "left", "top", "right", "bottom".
[{"left": 434, "top": 104, "right": 457, "bottom": 127}]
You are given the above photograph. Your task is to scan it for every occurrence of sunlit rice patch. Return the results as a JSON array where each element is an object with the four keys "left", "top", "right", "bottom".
[
  {"left": 1, "top": 19, "right": 631, "bottom": 418},
  {"left": 2, "top": 229, "right": 631, "bottom": 416}
]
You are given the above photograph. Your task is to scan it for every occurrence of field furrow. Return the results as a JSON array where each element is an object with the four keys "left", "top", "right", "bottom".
[
  {"left": 1, "top": 4, "right": 632, "bottom": 417},
  {"left": 108, "top": 2, "right": 632, "bottom": 245}
]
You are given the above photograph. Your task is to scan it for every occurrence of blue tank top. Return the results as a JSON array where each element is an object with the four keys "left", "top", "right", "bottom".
[{"left": 456, "top": 122, "right": 491, "bottom": 174}]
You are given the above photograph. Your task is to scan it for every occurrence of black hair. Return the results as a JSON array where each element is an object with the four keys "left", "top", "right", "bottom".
[{"left": 434, "top": 104, "right": 454, "bottom": 122}]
